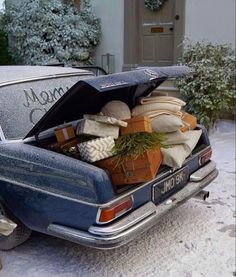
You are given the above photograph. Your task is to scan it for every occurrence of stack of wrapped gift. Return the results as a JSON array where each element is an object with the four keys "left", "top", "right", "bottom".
[{"left": 76, "top": 114, "right": 127, "bottom": 163}]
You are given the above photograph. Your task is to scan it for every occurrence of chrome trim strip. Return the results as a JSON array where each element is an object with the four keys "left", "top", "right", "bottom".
[
  {"left": 0, "top": 139, "right": 23, "bottom": 144},
  {"left": 47, "top": 169, "right": 218, "bottom": 249},
  {"left": 190, "top": 161, "right": 216, "bottom": 181},
  {"left": 0, "top": 72, "right": 93, "bottom": 88}
]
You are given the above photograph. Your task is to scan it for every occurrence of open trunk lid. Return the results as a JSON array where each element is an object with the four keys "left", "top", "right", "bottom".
[{"left": 25, "top": 66, "right": 190, "bottom": 139}]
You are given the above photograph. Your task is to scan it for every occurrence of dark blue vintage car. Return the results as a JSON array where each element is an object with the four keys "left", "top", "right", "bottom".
[{"left": 0, "top": 65, "right": 218, "bottom": 250}]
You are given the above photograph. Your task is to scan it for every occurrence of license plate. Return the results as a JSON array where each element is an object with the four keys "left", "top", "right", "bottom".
[{"left": 152, "top": 166, "right": 189, "bottom": 204}]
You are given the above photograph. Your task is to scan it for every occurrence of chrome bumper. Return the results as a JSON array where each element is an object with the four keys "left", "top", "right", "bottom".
[{"left": 47, "top": 162, "right": 218, "bottom": 250}]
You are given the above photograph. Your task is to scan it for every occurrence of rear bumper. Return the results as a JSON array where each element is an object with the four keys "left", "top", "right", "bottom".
[{"left": 47, "top": 162, "right": 218, "bottom": 249}]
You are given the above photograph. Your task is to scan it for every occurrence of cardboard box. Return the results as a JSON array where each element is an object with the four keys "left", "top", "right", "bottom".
[
  {"left": 97, "top": 147, "right": 162, "bottom": 185},
  {"left": 76, "top": 119, "right": 119, "bottom": 139},
  {"left": 120, "top": 116, "right": 152, "bottom": 135},
  {"left": 55, "top": 124, "right": 75, "bottom": 143}
]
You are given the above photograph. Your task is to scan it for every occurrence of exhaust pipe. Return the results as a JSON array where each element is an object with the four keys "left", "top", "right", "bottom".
[{"left": 194, "top": 190, "right": 210, "bottom": 201}]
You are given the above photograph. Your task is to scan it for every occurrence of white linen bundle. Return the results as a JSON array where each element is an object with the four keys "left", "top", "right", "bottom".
[{"left": 132, "top": 96, "right": 186, "bottom": 133}]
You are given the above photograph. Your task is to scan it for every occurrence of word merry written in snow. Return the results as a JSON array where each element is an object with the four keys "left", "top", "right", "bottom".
[{"left": 23, "top": 86, "right": 69, "bottom": 124}]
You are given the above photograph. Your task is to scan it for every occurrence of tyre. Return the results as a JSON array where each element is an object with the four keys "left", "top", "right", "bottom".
[{"left": 0, "top": 203, "right": 32, "bottom": 250}]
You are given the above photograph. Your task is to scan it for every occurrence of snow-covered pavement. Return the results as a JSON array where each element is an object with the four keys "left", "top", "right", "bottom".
[{"left": 0, "top": 120, "right": 235, "bottom": 277}]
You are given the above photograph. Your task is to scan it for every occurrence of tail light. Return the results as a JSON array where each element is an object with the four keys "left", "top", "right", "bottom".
[
  {"left": 199, "top": 147, "right": 212, "bottom": 166},
  {"left": 97, "top": 196, "right": 134, "bottom": 224}
]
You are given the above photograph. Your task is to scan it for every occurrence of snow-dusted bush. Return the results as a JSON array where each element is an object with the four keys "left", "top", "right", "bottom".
[
  {"left": 0, "top": 9, "right": 15, "bottom": 64},
  {"left": 4, "top": 0, "right": 101, "bottom": 66},
  {"left": 176, "top": 41, "right": 236, "bottom": 129}
]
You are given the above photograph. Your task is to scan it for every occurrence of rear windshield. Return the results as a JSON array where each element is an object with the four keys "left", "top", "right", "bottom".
[{"left": 0, "top": 75, "right": 91, "bottom": 140}]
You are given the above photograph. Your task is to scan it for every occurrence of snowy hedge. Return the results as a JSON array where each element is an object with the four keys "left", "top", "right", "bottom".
[
  {"left": 176, "top": 41, "right": 236, "bottom": 129},
  {"left": 4, "top": 0, "right": 101, "bottom": 66}
]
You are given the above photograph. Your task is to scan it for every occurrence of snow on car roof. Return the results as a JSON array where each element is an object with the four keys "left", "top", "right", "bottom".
[{"left": 0, "top": 65, "right": 90, "bottom": 85}]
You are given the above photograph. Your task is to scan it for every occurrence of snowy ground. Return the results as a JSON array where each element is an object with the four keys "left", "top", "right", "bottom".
[{"left": 0, "top": 120, "right": 235, "bottom": 277}]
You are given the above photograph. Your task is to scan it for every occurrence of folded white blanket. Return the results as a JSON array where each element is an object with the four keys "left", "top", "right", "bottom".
[
  {"left": 139, "top": 96, "right": 186, "bottom": 106},
  {"left": 132, "top": 109, "right": 183, "bottom": 119},
  {"left": 133, "top": 95, "right": 186, "bottom": 118},
  {"left": 132, "top": 103, "right": 182, "bottom": 117}
]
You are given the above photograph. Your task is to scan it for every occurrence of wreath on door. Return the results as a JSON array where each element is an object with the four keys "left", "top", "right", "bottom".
[{"left": 145, "top": 0, "right": 168, "bottom": 12}]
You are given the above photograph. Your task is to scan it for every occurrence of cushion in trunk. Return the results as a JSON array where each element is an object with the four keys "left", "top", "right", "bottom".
[
  {"left": 151, "top": 115, "right": 184, "bottom": 133},
  {"left": 161, "top": 130, "right": 202, "bottom": 168},
  {"left": 77, "top": 136, "right": 115, "bottom": 162}
]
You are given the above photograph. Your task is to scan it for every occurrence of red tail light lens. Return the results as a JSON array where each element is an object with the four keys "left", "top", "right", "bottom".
[
  {"left": 97, "top": 196, "right": 133, "bottom": 224},
  {"left": 199, "top": 148, "right": 212, "bottom": 166}
]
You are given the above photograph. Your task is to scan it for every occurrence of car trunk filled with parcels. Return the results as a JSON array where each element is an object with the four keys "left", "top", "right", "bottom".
[
  {"left": 0, "top": 65, "right": 219, "bottom": 250},
  {"left": 25, "top": 66, "right": 212, "bottom": 195}
]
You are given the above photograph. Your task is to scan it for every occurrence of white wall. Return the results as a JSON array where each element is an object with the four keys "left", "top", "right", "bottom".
[
  {"left": 91, "top": 0, "right": 124, "bottom": 73},
  {"left": 0, "top": 0, "right": 4, "bottom": 10},
  {"left": 185, "top": 0, "right": 235, "bottom": 47}
]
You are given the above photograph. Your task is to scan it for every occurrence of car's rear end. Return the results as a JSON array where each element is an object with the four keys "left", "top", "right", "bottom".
[
  {"left": 0, "top": 66, "right": 218, "bottom": 250},
  {"left": 29, "top": 66, "right": 217, "bottom": 249},
  {"left": 47, "top": 123, "right": 218, "bottom": 249}
]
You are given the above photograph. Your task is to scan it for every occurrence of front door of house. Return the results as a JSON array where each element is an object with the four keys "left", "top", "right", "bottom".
[{"left": 139, "top": 0, "right": 177, "bottom": 66}]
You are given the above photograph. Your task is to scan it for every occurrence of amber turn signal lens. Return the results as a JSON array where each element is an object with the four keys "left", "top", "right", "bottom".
[
  {"left": 199, "top": 148, "right": 212, "bottom": 166},
  {"left": 98, "top": 196, "right": 133, "bottom": 223}
]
